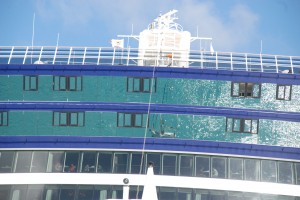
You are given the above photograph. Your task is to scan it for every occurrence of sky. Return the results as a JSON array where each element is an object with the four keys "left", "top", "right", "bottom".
[{"left": 0, "top": 0, "right": 300, "bottom": 56}]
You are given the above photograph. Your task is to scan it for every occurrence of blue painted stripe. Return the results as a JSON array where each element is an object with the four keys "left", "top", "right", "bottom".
[
  {"left": 0, "top": 64, "right": 300, "bottom": 85},
  {"left": 1, "top": 101, "right": 300, "bottom": 122},
  {"left": 0, "top": 136, "right": 299, "bottom": 161}
]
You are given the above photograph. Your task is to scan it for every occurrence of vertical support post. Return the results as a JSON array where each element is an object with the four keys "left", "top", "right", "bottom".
[
  {"left": 290, "top": 56, "right": 294, "bottom": 74},
  {"left": 82, "top": 47, "right": 87, "bottom": 65},
  {"left": 200, "top": 50, "right": 203, "bottom": 69},
  {"left": 245, "top": 53, "right": 248, "bottom": 71},
  {"left": 230, "top": 52, "right": 233, "bottom": 70},
  {"left": 53, "top": 46, "right": 58, "bottom": 64},
  {"left": 275, "top": 55, "right": 278, "bottom": 73},
  {"left": 38, "top": 47, "right": 43, "bottom": 62},
  {"left": 260, "top": 53, "right": 263, "bottom": 72},
  {"left": 215, "top": 52, "right": 218, "bottom": 69},
  {"left": 68, "top": 47, "right": 72, "bottom": 65},
  {"left": 112, "top": 48, "right": 116, "bottom": 65},
  {"left": 23, "top": 46, "right": 29, "bottom": 64},
  {"left": 8, "top": 46, "right": 14, "bottom": 64},
  {"left": 97, "top": 48, "right": 101, "bottom": 65},
  {"left": 123, "top": 185, "right": 129, "bottom": 200},
  {"left": 126, "top": 47, "right": 130, "bottom": 66}
]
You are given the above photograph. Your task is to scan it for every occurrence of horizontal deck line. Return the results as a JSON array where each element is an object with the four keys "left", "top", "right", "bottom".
[
  {"left": 0, "top": 136, "right": 299, "bottom": 161},
  {"left": 1, "top": 101, "right": 300, "bottom": 122},
  {"left": 0, "top": 64, "right": 300, "bottom": 85}
]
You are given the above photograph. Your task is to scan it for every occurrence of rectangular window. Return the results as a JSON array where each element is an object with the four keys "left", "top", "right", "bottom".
[
  {"left": 23, "top": 75, "right": 38, "bottom": 91},
  {"left": 276, "top": 85, "right": 292, "bottom": 100},
  {"left": 261, "top": 160, "right": 277, "bottom": 182},
  {"left": 211, "top": 157, "right": 227, "bottom": 178},
  {"left": 98, "top": 152, "right": 113, "bottom": 173},
  {"left": 195, "top": 156, "right": 210, "bottom": 177},
  {"left": 0, "top": 111, "right": 8, "bottom": 126},
  {"left": 244, "top": 159, "right": 260, "bottom": 181},
  {"left": 162, "top": 154, "right": 177, "bottom": 175},
  {"left": 127, "top": 77, "right": 156, "bottom": 93},
  {"left": 0, "top": 151, "right": 15, "bottom": 173},
  {"left": 226, "top": 117, "right": 259, "bottom": 134},
  {"left": 113, "top": 153, "right": 128, "bottom": 174},
  {"left": 231, "top": 82, "right": 261, "bottom": 98},
  {"left": 53, "top": 76, "right": 82, "bottom": 91},
  {"left": 53, "top": 112, "right": 85, "bottom": 126},
  {"left": 117, "top": 113, "right": 148, "bottom": 128},
  {"left": 229, "top": 158, "right": 243, "bottom": 180},
  {"left": 278, "top": 162, "right": 293, "bottom": 184},
  {"left": 179, "top": 155, "right": 193, "bottom": 176}
]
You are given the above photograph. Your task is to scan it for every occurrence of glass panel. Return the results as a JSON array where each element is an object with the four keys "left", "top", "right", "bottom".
[
  {"left": 78, "top": 185, "right": 94, "bottom": 200},
  {"left": 210, "top": 190, "right": 226, "bottom": 200},
  {"left": 133, "top": 78, "right": 140, "bottom": 92},
  {"left": 143, "top": 78, "right": 150, "bottom": 92},
  {"left": 45, "top": 185, "right": 60, "bottom": 200},
  {"left": 131, "top": 153, "right": 144, "bottom": 174},
  {"left": 78, "top": 112, "right": 85, "bottom": 126},
  {"left": 0, "top": 151, "right": 15, "bottom": 172},
  {"left": 30, "top": 76, "right": 37, "bottom": 90},
  {"left": 285, "top": 85, "right": 291, "bottom": 100},
  {"left": 26, "top": 185, "right": 44, "bottom": 200},
  {"left": 277, "top": 85, "right": 285, "bottom": 99},
  {"left": 159, "top": 187, "right": 176, "bottom": 200},
  {"left": 146, "top": 153, "right": 161, "bottom": 175},
  {"left": 0, "top": 112, "right": 8, "bottom": 126},
  {"left": 251, "top": 120, "right": 258, "bottom": 134},
  {"left": 64, "top": 152, "right": 79, "bottom": 172},
  {"left": 180, "top": 155, "right": 193, "bottom": 176},
  {"left": 134, "top": 114, "right": 142, "bottom": 127},
  {"left": 229, "top": 158, "right": 243, "bottom": 180},
  {"left": 60, "top": 186, "right": 75, "bottom": 200},
  {"left": 226, "top": 118, "right": 232, "bottom": 132},
  {"left": 48, "top": 152, "right": 64, "bottom": 172},
  {"left": 59, "top": 112, "right": 68, "bottom": 126},
  {"left": 111, "top": 186, "right": 123, "bottom": 199},
  {"left": 178, "top": 188, "right": 192, "bottom": 200},
  {"left": 124, "top": 113, "right": 131, "bottom": 127},
  {"left": 76, "top": 77, "right": 82, "bottom": 91},
  {"left": 162, "top": 154, "right": 176, "bottom": 175},
  {"left": 296, "top": 163, "right": 300, "bottom": 185},
  {"left": 195, "top": 156, "right": 210, "bottom": 177},
  {"left": 117, "top": 113, "right": 123, "bottom": 127},
  {"left": 98, "top": 152, "right": 113, "bottom": 173},
  {"left": 53, "top": 112, "right": 59, "bottom": 126},
  {"left": 127, "top": 77, "right": 133, "bottom": 92},
  {"left": 11, "top": 186, "right": 27, "bottom": 200},
  {"left": 59, "top": 76, "right": 67, "bottom": 90},
  {"left": 114, "top": 153, "right": 128, "bottom": 173},
  {"left": 211, "top": 157, "right": 226, "bottom": 178},
  {"left": 15, "top": 151, "right": 32, "bottom": 173},
  {"left": 243, "top": 119, "right": 251, "bottom": 133},
  {"left": 278, "top": 162, "right": 293, "bottom": 184},
  {"left": 53, "top": 76, "right": 59, "bottom": 91},
  {"left": 246, "top": 83, "right": 253, "bottom": 97},
  {"left": 231, "top": 82, "right": 239, "bottom": 96},
  {"left": 94, "top": 185, "right": 110, "bottom": 200},
  {"left": 24, "top": 76, "right": 30, "bottom": 90},
  {"left": 232, "top": 119, "right": 241, "bottom": 132},
  {"left": 81, "top": 152, "right": 97, "bottom": 173},
  {"left": 239, "top": 83, "right": 246, "bottom": 97},
  {"left": 69, "top": 76, "right": 76, "bottom": 91},
  {"left": 70, "top": 112, "right": 78, "bottom": 126},
  {"left": 252, "top": 83, "right": 260, "bottom": 97},
  {"left": 31, "top": 151, "right": 48, "bottom": 173},
  {"left": 129, "top": 186, "right": 143, "bottom": 199},
  {"left": 0, "top": 185, "right": 11, "bottom": 200},
  {"left": 244, "top": 159, "right": 260, "bottom": 181},
  {"left": 261, "top": 160, "right": 277, "bottom": 182}
]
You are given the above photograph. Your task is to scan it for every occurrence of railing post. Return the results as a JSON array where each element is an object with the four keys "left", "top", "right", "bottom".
[
  {"left": 53, "top": 46, "right": 58, "bottom": 64},
  {"left": 8, "top": 46, "right": 14, "bottom": 64},
  {"left": 97, "top": 48, "right": 101, "bottom": 65},
  {"left": 126, "top": 47, "right": 130, "bottom": 66},
  {"left": 112, "top": 48, "right": 116, "bottom": 65},
  {"left": 230, "top": 53, "right": 233, "bottom": 70},
  {"left": 275, "top": 55, "right": 278, "bottom": 73},
  {"left": 68, "top": 47, "right": 72, "bottom": 65},
  {"left": 23, "top": 46, "right": 29, "bottom": 64},
  {"left": 260, "top": 53, "right": 263, "bottom": 72},
  {"left": 290, "top": 56, "right": 294, "bottom": 74},
  {"left": 38, "top": 47, "right": 43, "bottom": 63},
  {"left": 200, "top": 50, "right": 203, "bottom": 69},
  {"left": 245, "top": 53, "right": 248, "bottom": 71},
  {"left": 82, "top": 47, "right": 87, "bottom": 65},
  {"left": 215, "top": 52, "right": 218, "bottom": 69}
]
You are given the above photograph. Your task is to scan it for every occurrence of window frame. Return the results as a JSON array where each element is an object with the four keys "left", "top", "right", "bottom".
[
  {"left": 231, "top": 82, "right": 261, "bottom": 98},
  {"left": 117, "top": 112, "right": 148, "bottom": 128},
  {"left": 226, "top": 117, "right": 259, "bottom": 134},
  {"left": 127, "top": 77, "right": 157, "bottom": 93},
  {"left": 23, "top": 75, "right": 38, "bottom": 91},
  {"left": 276, "top": 84, "right": 292, "bottom": 101},
  {"left": 53, "top": 76, "right": 82, "bottom": 91},
  {"left": 0, "top": 111, "right": 8, "bottom": 126},
  {"left": 52, "top": 111, "right": 85, "bottom": 127}
]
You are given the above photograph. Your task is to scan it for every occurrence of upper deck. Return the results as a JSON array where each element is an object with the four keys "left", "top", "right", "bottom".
[{"left": 1, "top": 46, "right": 299, "bottom": 74}]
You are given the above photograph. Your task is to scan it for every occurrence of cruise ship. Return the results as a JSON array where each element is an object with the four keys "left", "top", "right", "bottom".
[{"left": 0, "top": 10, "right": 300, "bottom": 200}]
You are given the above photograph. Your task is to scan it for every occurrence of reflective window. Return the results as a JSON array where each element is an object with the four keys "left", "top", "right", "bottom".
[
  {"left": 45, "top": 185, "right": 60, "bottom": 200},
  {"left": 94, "top": 185, "right": 110, "bottom": 200},
  {"left": 129, "top": 186, "right": 143, "bottom": 199},
  {"left": 127, "top": 77, "right": 156, "bottom": 93},
  {"left": 23, "top": 75, "right": 38, "bottom": 91},
  {"left": 178, "top": 188, "right": 193, "bottom": 200},
  {"left": 11, "top": 185, "right": 27, "bottom": 200},
  {"left": 226, "top": 117, "right": 259, "bottom": 134},
  {"left": 31, "top": 151, "right": 48, "bottom": 173},
  {"left": 117, "top": 113, "right": 148, "bottom": 128},
  {"left": 78, "top": 185, "right": 94, "bottom": 200},
  {"left": 130, "top": 153, "right": 145, "bottom": 174},
  {"left": 98, "top": 152, "right": 113, "bottom": 173},
  {"left": 52, "top": 112, "right": 85, "bottom": 127},
  {"left": 195, "top": 156, "right": 210, "bottom": 177},
  {"left": 244, "top": 159, "right": 260, "bottom": 181},
  {"left": 229, "top": 158, "right": 243, "bottom": 180},
  {"left": 0, "top": 185, "right": 10, "bottom": 200},
  {"left": 47, "top": 152, "right": 64, "bottom": 173},
  {"left": 110, "top": 186, "right": 123, "bottom": 199},
  {"left": 210, "top": 190, "right": 226, "bottom": 200},
  {"left": 64, "top": 152, "right": 79, "bottom": 173},
  {"left": 296, "top": 163, "right": 300, "bottom": 185},
  {"left": 15, "top": 151, "right": 32, "bottom": 173},
  {"left": 278, "top": 162, "right": 293, "bottom": 184},
  {"left": 26, "top": 185, "right": 44, "bottom": 200},
  {"left": 81, "top": 152, "right": 97, "bottom": 173},
  {"left": 53, "top": 76, "right": 82, "bottom": 91},
  {"left": 231, "top": 82, "right": 261, "bottom": 98},
  {"left": 0, "top": 151, "right": 15, "bottom": 173},
  {"left": 146, "top": 153, "right": 161, "bottom": 175},
  {"left": 60, "top": 185, "right": 76, "bottom": 200},
  {"left": 0, "top": 111, "right": 8, "bottom": 126},
  {"left": 211, "top": 157, "right": 226, "bottom": 178},
  {"left": 261, "top": 160, "right": 277, "bottom": 182},
  {"left": 276, "top": 85, "right": 292, "bottom": 101},
  {"left": 179, "top": 155, "right": 193, "bottom": 176},
  {"left": 162, "top": 154, "right": 176, "bottom": 175},
  {"left": 113, "top": 153, "right": 128, "bottom": 174},
  {"left": 158, "top": 187, "right": 176, "bottom": 200}
]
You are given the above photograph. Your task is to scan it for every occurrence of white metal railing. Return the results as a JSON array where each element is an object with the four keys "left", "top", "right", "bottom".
[{"left": 0, "top": 46, "right": 299, "bottom": 74}]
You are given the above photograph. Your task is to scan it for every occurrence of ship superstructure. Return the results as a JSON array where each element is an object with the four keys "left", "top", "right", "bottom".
[{"left": 0, "top": 10, "right": 300, "bottom": 200}]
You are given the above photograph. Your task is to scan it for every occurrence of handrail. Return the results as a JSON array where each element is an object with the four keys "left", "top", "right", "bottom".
[{"left": 0, "top": 46, "right": 299, "bottom": 74}]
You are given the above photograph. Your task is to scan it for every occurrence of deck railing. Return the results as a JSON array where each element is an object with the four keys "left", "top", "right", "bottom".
[{"left": 0, "top": 46, "right": 299, "bottom": 74}]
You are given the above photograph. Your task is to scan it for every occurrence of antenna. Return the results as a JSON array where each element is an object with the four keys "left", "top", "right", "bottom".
[{"left": 56, "top": 33, "right": 60, "bottom": 46}]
